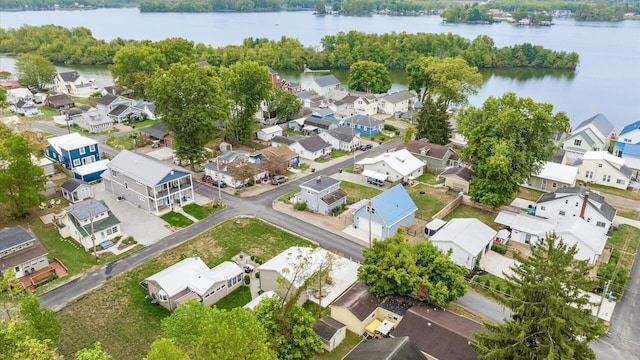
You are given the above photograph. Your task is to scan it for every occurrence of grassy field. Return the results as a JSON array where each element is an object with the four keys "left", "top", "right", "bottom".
[
  {"left": 214, "top": 286, "right": 252, "bottom": 310},
  {"left": 415, "top": 172, "right": 442, "bottom": 185},
  {"left": 606, "top": 224, "right": 640, "bottom": 272},
  {"left": 55, "top": 218, "right": 314, "bottom": 359},
  {"left": 585, "top": 183, "right": 640, "bottom": 202},
  {"left": 160, "top": 211, "right": 194, "bottom": 227},
  {"left": 443, "top": 205, "right": 498, "bottom": 228}
]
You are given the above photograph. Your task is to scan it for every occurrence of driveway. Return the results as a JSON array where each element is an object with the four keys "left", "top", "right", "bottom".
[{"left": 93, "top": 182, "right": 172, "bottom": 245}]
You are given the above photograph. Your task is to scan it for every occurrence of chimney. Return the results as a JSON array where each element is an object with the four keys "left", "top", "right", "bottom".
[
  {"left": 579, "top": 192, "right": 589, "bottom": 219},
  {"left": 316, "top": 176, "right": 321, "bottom": 183}
]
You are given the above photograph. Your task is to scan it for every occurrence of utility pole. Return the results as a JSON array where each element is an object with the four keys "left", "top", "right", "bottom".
[
  {"left": 596, "top": 233, "right": 629, "bottom": 320},
  {"left": 367, "top": 200, "right": 374, "bottom": 248},
  {"left": 90, "top": 212, "right": 98, "bottom": 263}
]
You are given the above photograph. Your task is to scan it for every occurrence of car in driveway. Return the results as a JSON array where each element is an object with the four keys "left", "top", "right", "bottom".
[
  {"left": 201, "top": 175, "right": 213, "bottom": 183},
  {"left": 359, "top": 144, "right": 373, "bottom": 151},
  {"left": 243, "top": 264, "right": 254, "bottom": 273},
  {"left": 271, "top": 175, "right": 289, "bottom": 185},
  {"left": 211, "top": 179, "right": 227, "bottom": 188}
]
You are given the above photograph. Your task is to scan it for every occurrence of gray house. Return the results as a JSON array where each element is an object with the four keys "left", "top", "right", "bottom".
[
  {"left": 309, "top": 75, "right": 341, "bottom": 97},
  {"left": 101, "top": 150, "right": 194, "bottom": 215},
  {"left": 404, "top": 139, "right": 459, "bottom": 172},
  {"left": 294, "top": 176, "right": 347, "bottom": 215},
  {"left": 61, "top": 178, "right": 94, "bottom": 204},
  {"left": 0, "top": 226, "right": 49, "bottom": 280}
]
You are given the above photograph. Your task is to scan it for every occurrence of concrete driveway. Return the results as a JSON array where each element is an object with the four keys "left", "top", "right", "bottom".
[
  {"left": 93, "top": 182, "right": 172, "bottom": 245},
  {"left": 480, "top": 250, "right": 518, "bottom": 279}
]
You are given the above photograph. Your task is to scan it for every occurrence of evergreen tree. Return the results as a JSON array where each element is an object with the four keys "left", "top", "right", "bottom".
[
  {"left": 473, "top": 233, "right": 605, "bottom": 359},
  {"left": 415, "top": 96, "right": 451, "bottom": 145}
]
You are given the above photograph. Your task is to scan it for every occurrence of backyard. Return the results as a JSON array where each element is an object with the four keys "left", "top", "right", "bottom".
[
  {"left": 443, "top": 205, "right": 498, "bottom": 228},
  {"left": 55, "top": 218, "right": 315, "bottom": 359}
]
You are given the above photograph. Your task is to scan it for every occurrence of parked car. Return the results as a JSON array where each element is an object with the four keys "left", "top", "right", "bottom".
[
  {"left": 360, "top": 144, "right": 373, "bottom": 151},
  {"left": 212, "top": 179, "right": 227, "bottom": 188},
  {"left": 367, "top": 177, "right": 384, "bottom": 187},
  {"left": 243, "top": 264, "right": 254, "bottom": 273},
  {"left": 201, "top": 175, "right": 213, "bottom": 183},
  {"left": 271, "top": 175, "right": 288, "bottom": 185}
]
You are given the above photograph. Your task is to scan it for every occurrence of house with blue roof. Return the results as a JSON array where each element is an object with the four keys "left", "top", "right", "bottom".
[
  {"left": 352, "top": 184, "right": 417, "bottom": 240},
  {"left": 45, "top": 133, "right": 101, "bottom": 170},
  {"left": 613, "top": 120, "right": 640, "bottom": 173},
  {"left": 562, "top": 113, "right": 614, "bottom": 161},
  {"left": 101, "top": 150, "right": 194, "bottom": 215},
  {"left": 343, "top": 114, "right": 384, "bottom": 136}
]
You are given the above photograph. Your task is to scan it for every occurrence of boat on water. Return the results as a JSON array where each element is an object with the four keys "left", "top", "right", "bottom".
[{"left": 303, "top": 64, "right": 331, "bottom": 73}]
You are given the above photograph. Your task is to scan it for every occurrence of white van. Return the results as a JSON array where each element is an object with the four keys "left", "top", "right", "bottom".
[{"left": 367, "top": 177, "right": 384, "bottom": 187}]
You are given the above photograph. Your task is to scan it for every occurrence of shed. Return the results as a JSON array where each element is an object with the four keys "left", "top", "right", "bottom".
[
  {"left": 73, "top": 159, "right": 110, "bottom": 183},
  {"left": 313, "top": 316, "right": 347, "bottom": 352},
  {"left": 256, "top": 125, "right": 283, "bottom": 141}
]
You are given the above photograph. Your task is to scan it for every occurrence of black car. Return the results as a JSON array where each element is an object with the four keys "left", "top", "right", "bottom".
[
  {"left": 360, "top": 144, "right": 373, "bottom": 151},
  {"left": 212, "top": 180, "right": 227, "bottom": 188}
]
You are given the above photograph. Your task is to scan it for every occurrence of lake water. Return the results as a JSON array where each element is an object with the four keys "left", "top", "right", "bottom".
[{"left": 1, "top": 8, "right": 638, "bottom": 130}]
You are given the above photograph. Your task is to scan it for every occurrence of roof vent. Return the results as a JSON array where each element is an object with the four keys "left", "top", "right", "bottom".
[{"left": 316, "top": 176, "right": 321, "bottom": 183}]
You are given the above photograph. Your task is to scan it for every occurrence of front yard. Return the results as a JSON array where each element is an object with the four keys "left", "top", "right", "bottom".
[
  {"left": 160, "top": 211, "right": 194, "bottom": 227},
  {"left": 55, "top": 218, "right": 314, "bottom": 359}
]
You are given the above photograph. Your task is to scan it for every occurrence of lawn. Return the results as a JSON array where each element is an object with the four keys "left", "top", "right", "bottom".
[
  {"left": 443, "top": 205, "right": 498, "bottom": 228},
  {"left": 105, "top": 132, "right": 153, "bottom": 151},
  {"left": 415, "top": 172, "right": 442, "bottom": 185},
  {"left": 28, "top": 105, "right": 60, "bottom": 121},
  {"left": 160, "top": 211, "right": 194, "bottom": 227},
  {"left": 126, "top": 119, "right": 157, "bottom": 128},
  {"left": 340, "top": 181, "right": 382, "bottom": 205},
  {"left": 303, "top": 300, "right": 330, "bottom": 321},
  {"left": 405, "top": 183, "right": 456, "bottom": 220},
  {"left": 470, "top": 273, "right": 512, "bottom": 301},
  {"left": 605, "top": 224, "right": 640, "bottom": 272},
  {"left": 513, "top": 187, "right": 544, "bottom": 202},
  {"left": 55, "top": 218, "right": 314, "bottom": 359},
  {"left": 213, "top": 286, "right": 252, "bottom": 310},
  {"left": 182, "top": 203, "right": 218, "bottom": 220},
  {"left": 315, "top": 150, "right": 351, "bottom": 163},
  {"left": 586, "top": 183, "right": 640, "bottom": 202},
  {"left": 315, "top": 331, "right": 362, "bottom": 360}
]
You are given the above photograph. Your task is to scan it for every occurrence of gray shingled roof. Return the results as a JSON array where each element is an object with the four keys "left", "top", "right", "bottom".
[
  {"left": 46, "top": 94, "right": 75, "bottom": 107},
  {"left": 107, "top": 150, "right": 188, "bottom": 186},
  {"left": 64, "top": 199, "right": 110, "bottom": 221},
  {"left": 0, "top": 242, "right": 48, "bottom": 269},
  {"left": 344, "top": 337, "right": 424, "bottom": 360},
  {"left": 536, "top": 186, "right": 617, "bottom": 221},
  {"left": 313, "top": 74, "right": 340, "bottom": 87},
  {"left": 61, "top": 178, "right": 89, "bottom": 192},
  {"left": 58, "top": 71, "right": 80, "bottom": 82},
  {"left": 327, "top": 126, "right": 356, "bottom": 142},
  {"left": 379, "top": 90, "right": 415, "bottom": 104},
  {"left": 271, "top": 135, "right": 299, "bottom": 146},
  {"left": 331, "top": 281, "right": 380, "bottom": 321},
  {"left": 439, "top": 167, "right": 473, "bottom": 182},
  {"left": 96, "top": 94, "right": 118, "bottom": 106},
  {"left": 140, "top": 122, "right": 169, "bottom": 139},
  {"left": 574, "top": 113, "right": 614, "bottom": 139},
  {"left": 298, "top": 136, "right": 331, "bottom": 152},
  {"left": 0, "top": 226, "right": 34, "bottom": 252},
  {"left": 305, "top": 117, "right": 334, "bottom": 130},
  {"left": 300, "top": 175, "right": 339, "bottom": 192},
  {"left": 312, "top": 316, "right": 346, "bottom": 342},
  {"left": 345, "top": 114, "right": 383, "bottom": 128},
  {"left": 109, "top": 104, "right": 130, "bottom": 116},
  {"left": 406, "top": 139, "right": 453, "bottom": 160},
  {"left": 296, "top": 91, "right": 314, "bottom": 100}
]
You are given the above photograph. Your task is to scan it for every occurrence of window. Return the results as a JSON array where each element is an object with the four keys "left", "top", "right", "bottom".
[
  {"left": 125, "top": 182, "right": 128, "bottom": 189},
  {"left": 575, "top": 202, "right": 579, "bottom": 207},
  {"left": 596, "top": 221, "right": 606, "bottom": 228},
  {"left": 552, "top": 182, "right": 557, "bottom": 188},
  {"left": 574, "top": 139, "right": 582, "bottom": 146},
  {"left": 228, "top": 280, "right": 233, "bottom": 287},
  {"left": 540, "top": 206, "right": 546, "bottom": 211},
  {"left": 111, "top": 170, "right": 118, "bottom": 177},
  {"left": 625, "top": 138, "right": 632, "bottom": 143},
  {"left": 73, "top": 159, "right": 81, "bottom": 166},
  {"left": 565, "top": 199, "right": 568, "bottom": 204},
  {"left": 559, "top": 210, "right": 566, "bottom": 216},
  {"left": 89, "top": 144, "right": 95, "bottom": 152},
  {"left": 598, "top": 163, "right": 603, "bottom": 168},
  {"left": 617, "top": 179, "right": 625, "bottom": 184},
  {"left": 79, "top": 147, "right": 85, "bottom": 155},
  {"left": 602, "top": 175, "right": 611, "bottom": 182},
  {"left": 587, "top": 218, "right": 591, "bottom": 223}
]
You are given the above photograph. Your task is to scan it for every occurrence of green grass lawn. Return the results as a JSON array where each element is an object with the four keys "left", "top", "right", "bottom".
[
  {"left": 28, "top": 105, "right": 60, "bottom": 121},
  {"left": 315, "top": 331, "right": 362, "bottom": 360},
  {"left": 182, "top": 203, "right": 217, "bottom": 220},
  {"left": 340, "top": 181, "right": 382, "bottom": 205},
  {"left": 161, "top": 211, "right": 194, "bottom": 227},
  {"left": 513, "top": 187, "right": 545, "bottom": 202},
  {"left": 415, "top": 172, "right": 442, "bottom": 185},
  {"left": 315, "top": 150, "right": 351, "bottom": 163},
  {"left": 606, "top": 224, "right": 640, "bottom": 272},
  {"left": 586, "top": 183, "right": 640, "bottom": 202},
  {"left": 55, "top": 218, "right": 314, "bottom": 360},
  {"left": 443, "top": 205, "right": 498, "bottom": 228},
  {"left": 278, "top": 189, "right": 299, "bottom": 203},
  {"left": 127, "top": 119, "right": 157, "bottom": 128},
  {"left": 405, "top": 183, "right": 456, "bottom": 220},
  {"left": 302, "top": 300, "right": 330, "bottom": 321},
  {"left": 214, "top": 286, "right": 252, "bottom": 310}
]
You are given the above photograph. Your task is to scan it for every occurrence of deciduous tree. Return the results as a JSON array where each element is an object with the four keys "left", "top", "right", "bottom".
[
  {"left": 415, "top": 96, "right": 451, "bottom": 145},
  {"left": 145, "top": 62, "right": 228, "bottom": 170},
  {"left": 267, "top": 88, "right": 302, "bottom": 123},
  {"left": 473, "top": 233, "right": 605, "bottom": 359},
  {"left": 457, "top": 92, "right": 569, "bottom": 206},
  {"left": 358, "top": 233, "right": 467, "bottom": 304},
  {"left": 402, "top": 125, "right": 415, "bottom": 145},
  {"left": 227, "top": 158, "right": 261, "bottom": 187},
  {"left": 347, "top": 60, "right": 392, "bottom": 94},
  {"left": 145, "top": 338, "right": 189, "bottom": 360},
  {"left": 406, "top": 56, "right": 483, "bottom": 106},
  {"left": 17, "top": 295, "right": 61, "bottom": 343},
  {"left": 110, "top": 42, "right": 166, "bottom": 98},
  {"left": 14, "top": 54, "right": 56, "bottom": 90},
  {"left": 75, "top": 342, "right": 113, "bottom": 360}
]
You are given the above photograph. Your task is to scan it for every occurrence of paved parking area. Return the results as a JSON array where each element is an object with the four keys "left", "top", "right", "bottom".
[
  {"left": 480, "top": 250, "right": 518, "bottom": 279},
  {"left": 93, "top": 182, "right": 172, "bottom": 245}
]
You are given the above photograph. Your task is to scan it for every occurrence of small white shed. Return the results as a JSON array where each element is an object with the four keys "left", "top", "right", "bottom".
[{"left": 257, "top": 125, "right": 283, "bottom": 141}]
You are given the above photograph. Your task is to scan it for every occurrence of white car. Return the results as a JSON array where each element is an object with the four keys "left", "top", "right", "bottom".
[{"left": 243, "top": 264, "right": 254, "bottom": 273}]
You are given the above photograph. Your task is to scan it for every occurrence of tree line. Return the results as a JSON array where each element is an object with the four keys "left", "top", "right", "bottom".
[
  {"left": 0, "top": 0, "right": 137, "bottom": 10},
  {"left": 0, "top": 25, "right": 580, "bottom": 70}
]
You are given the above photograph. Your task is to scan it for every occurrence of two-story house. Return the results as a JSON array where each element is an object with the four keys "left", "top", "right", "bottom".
[
  {"left": 58, "top": 199, "right": 122, "bottom": 251},
  {"left": 70, "top": 109, "right": 115, "bottom": 134},
  {"left": 294, "top": 176, "right": 348, "bottom": 215},
  {"left": 343, "top": 114, "right": 384, "bottom": 137},
  {"left": 534, "top": 186, "right": 616, "bottom": 234},
  {"left": 403, "top": 139, "right": 459, "bottom": 172},
  {"left": 356, "top": 149, "right": 424, "bottom": 183},
  {"left": 573, "top": 151, "right": 632, "bottom": 190},
  {"left": 309, "top": 75, "right": 341, "bottom": 97},
  {"left": 101, "top": 150, "right": 195, "bottom": 215},
  {"left": 352, "top": 92, "right": 378, "bottom": 116},
  {"left": 45, "top": 133, "right": 100, "bottom": 170},
  {"left": 377, "top": 90, "right": 417, "bottom": 115},
  {"left": 613, "top": 119, "right": 640, "bottom": 177},
  {"left": 319, "top": 126, "right": 361, "bottom": 152},
  {"left": 0, "top": 226, "right": 49, "bottom": 279},
  {"left": 562, "top": 113, "right": 615, "bottom": 163},
  {"left": 95, "top": 94, "right": 138, "bottom": 123},
  {"left": 53, "top": 71, "right": 95, "bottom": 96}
]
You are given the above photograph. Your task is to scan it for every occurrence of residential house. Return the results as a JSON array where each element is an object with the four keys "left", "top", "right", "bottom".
[
  {"left": 0, "top": 226, "right": 49, "bottom": 279},
  {"left": 309, "top": 75, "right": 341, "bottom": 97},
  {"left": 30, "top": 154, "right": 55, "bottom": 176},
  {"left": 392, "top": 305, "right": 482, "bottom": 360},
  {"left": 525, "top": 161, "right": 578, "bottom": 191},
  {"left": 57, "top": 199, "right": 121, "bottom": 251},
  {"left": 73, "top": 159, "right": 110, "bottom": 183},
  {"left": 377, "top": 90, "right": 416, "bottom": 115},
  {"left": 10, "top": 100, "right": 38, "bottom": 116},
  {"left": 101, "top": 150, "right": 195, "bottom": 215},
  {"left": 494, "top": 211, "right": 556, "bottom": 245},
  {"left": 312, "top": 108, "right": 335, "bottom": 119},
  {"left": 296, "top": 91, "right": 314, "bottom": 104},
  {"left": 613, "top": 119, "right": 640, "bottom": 157},
  {"left": 437, "top": 167, "right": 474, "bottom": 193},
  {"left": 140, "top": 122, "right": 173, "bottom": 148},
  {"left": 325, "top": 89, "right": 350, "bottom": 103},
  {"left": 429, "top": 218, "right": 496, "bottom": 270},
  {"left": 356, "top": 149, "right": 424, "bottom": 183},
  {"left": 304, "top": 95, "right": 326, "bottom": 108},
  {"left": 352, "top": 184, "right": 418, "bottom": 240},
  {"left": 53, "top": 71, "right": 95, "bottom": 96},
  {"left": 352, "top": 92, "right": 378, "bottom": 116},
  {"left": 313, "top": 316, "right": 347, "bottom": 352},
  {"left": 404, "top": 139, "right": 459, "bottom": 172},
  {"left": 449, "top": 116, "right": 468, "bottom": 147},
  {"left": 204, "top": 150, "right": 267, "bottom": 188},
  {"left": 289, "top": 135, "right": 333, "bottom": 160},
  {"left": 260, "top": 145, "right": 300, "bottom": 172},
  {"left": 329, "top": 95, "right": 357, "bottom": 114},
  {"left": 45, "top": 133, "right": 100, "bottom": 170},
  {"left": 61, "top": 178, "right": 94, "bottom": 203},
  {"left": 256, "top": 125, "right": 283, "bottom": 141},
  {"left": 330, "top": 281, "right": 381, "bottom": 335},
  {"left": 303, "top": 117, "right": 341, "bottom": 134},
  {"left": 101, "top": 85, "right": 124, "bottom": 96},
  {"left": 144, "top": 257, "right": 244, "bottom": 312},
  {"left": 130, "top": 100, "right": 157, "bottom": 120},
  {"left": 343, "top": 337, "right": 424, "bottom": 360},
  {"left": 70, "top": 109, "right": 115, "bottom": 134},
  {"left": 6, "top": 88, "right": 33, "bottom": 103},
  {"left": 535, "top": 186, "right": 616, "bottom": 234},
  {"left": 343, "top": 114, "right": 384, "bottom": 136},
  {"left": 271, "top": 135, "right": 304, "bottom": 148},
  {"left": 45, "top": 93, "right": 75, "bottom": 110},
  {"left": 293, "top": 175, "right": 348, "bottom": 215},
  {"left": 95, "top": 94, "right": 138, "bottom": 123},
  {"left": 573, "top": 151, "right": 632, "bottom": 189},
  {"left": 243, "top": 290, "right": 276, "bottom": 312},
  {"left": 319, "top": 126, "right": 361, "bottom": 152},
  {"left": 562, "top": 113, "right": 615, "bottom": 162},
  {"left": 257, "top": 246, "right": 360, "bottom": 306}
]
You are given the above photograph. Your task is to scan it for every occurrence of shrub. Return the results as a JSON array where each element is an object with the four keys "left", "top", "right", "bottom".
[
  {"left": 293, "top": 202, "right": 307, "bottom": 211},
  {"left": 491, "top": 244, "right": 507, "bottom": 254},
  {"left": 394, "top": 129, "right": 401, "bottom": 135},
  {"left": 494, "top": 283, "right": 502, "bottom": 294},
  {"left": 384, "top": 124, "right": 396, "bottom": 131},
  {"left": 505, "top": 287, "right": 511, "bottom": 297},
  {"left": 255, "top": 271, "right": 260, "bottom": 279},
  {"left": 484, "top": 278, "right": 491, "bottom": 288},
  {"left": 244, "top": 275, "right": 251, "bottom": 285}
]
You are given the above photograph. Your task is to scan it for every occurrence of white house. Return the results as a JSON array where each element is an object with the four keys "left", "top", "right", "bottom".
[
  {"left": 6, "top": 88, "right": 33, "bottom": 103},
  {"left": 377, "top": 90, "right": 416, "bottom": 115},
  {"left": 288, "top": 135, "right": 333, "bottom": 160},
  {"left": 356, "top": 148, "right": 424, "bottom": 183},
  {"left": 293, "top": 175, "right": 348, "bottom": 215},
  {"left": 318, "top": 126, "right": 361, "bottom": 152},
  {"left": 204, "top": 150, "right": 267, "bottom": 188},
  {"left": 573, "top": 151, "right": 632, "bottom": 189},
  {"left": 353, "top": 93, "right": 378, "bottom": 116},
  {"left": 53, "top": 71, "right": 96, "bottom": 96},
  {"left": 257, "top": 125, "right": 284, "bottom": 141},
  {"left": 562, "top": 113, "right": 615, "bottom": 163},
  {"left": 494, "top": 211, "right": 556, "bottom": 245},
  {"left": 553, "top": 217, "right": 608, "bottom": 264},
  {"left": 613, "top": 119, "right": 640, "bottom": 158},
  {"left": 144, "top": 257, "right": 244, "bottom": 311},
  {"left": 309, "top": 75, "right": 341, "bottom": 97},
  {"left": 0, "top": 226, "right": 49, "bottom": 280},
  {"left": 57, "top": 199, "right": 122, "bottom": 251},
  {"left": 60, "top": 178, "right": 94, "bottom": 204},
  {"left": 429, "top": 218, "right": 496, "bottom": 270},
  {"left": 525, "top": 161, "right": 578, "bottom": 191},
  {"left": 535, "top": 186, "right": 616, "bottom": 234}
]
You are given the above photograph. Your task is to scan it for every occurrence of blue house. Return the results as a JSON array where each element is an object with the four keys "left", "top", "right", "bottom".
[
  {"left": 352, "top": 184, "right": 417, "bottom": 240},
  {"left": 613, "top": 119, "right": 640, "bottom": 157},
  {"left": 46, "top": 133, "right": 100, "bottom": 170},
  {"left": 344, "top": 114, "right": 384, "bottom": 136},
  {"left": 73, "top": 159, "right": 110, "bottom": 183}
]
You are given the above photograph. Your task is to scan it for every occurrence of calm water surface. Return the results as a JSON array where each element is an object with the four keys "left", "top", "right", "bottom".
[{"left": 1, "top": 8, "right": 638, "bottom": 129}]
